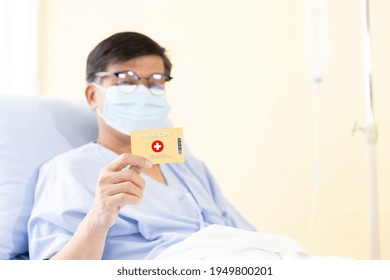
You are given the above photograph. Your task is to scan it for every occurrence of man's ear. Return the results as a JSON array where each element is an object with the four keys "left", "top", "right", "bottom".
[{"left": 85, "top": 83, "right": 98, "bottom": 110}]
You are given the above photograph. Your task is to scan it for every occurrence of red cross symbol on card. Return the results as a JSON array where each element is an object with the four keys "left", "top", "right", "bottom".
[{"left": 151, "top": 140, "right": 164, "bottom": 153}]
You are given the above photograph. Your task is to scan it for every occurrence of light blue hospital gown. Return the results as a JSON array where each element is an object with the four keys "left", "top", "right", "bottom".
[{"left": 28, "top": 142, "right": 255, "bottom": 260}]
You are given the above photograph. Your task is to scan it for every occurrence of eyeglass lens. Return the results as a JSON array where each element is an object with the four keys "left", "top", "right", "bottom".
[{"left": 116, "top": 71, "right": 166, "bottom": 95}]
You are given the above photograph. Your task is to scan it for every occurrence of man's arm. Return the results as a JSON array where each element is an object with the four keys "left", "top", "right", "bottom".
[{"left": 50, "top": 153, "right": 152, "bottom": 260}]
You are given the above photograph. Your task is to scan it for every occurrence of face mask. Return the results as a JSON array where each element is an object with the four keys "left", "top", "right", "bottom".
[{"left": 95, "top": 84, "right": 171, "bottom": 135}]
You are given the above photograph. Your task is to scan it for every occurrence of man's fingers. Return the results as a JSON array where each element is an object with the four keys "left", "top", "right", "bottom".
[
  {"left": 129, "top": 165, "right": 142, "bottom": 174},
  {"left": 106, "top": 169, "right": 146, "bottom": 188},
  {"left": 106, "top": 153, "right": 152, "bottom": 172},
  {"left": 102, "top": 181, "right": 144, "bottom": 199},
  {"left": 110, "top": 193, "right": 142, "bottom": 206}
]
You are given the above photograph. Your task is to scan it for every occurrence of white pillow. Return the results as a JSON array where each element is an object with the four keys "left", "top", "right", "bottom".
[{"left": 0, "top": 95, "right": 98, "bottom": 259}]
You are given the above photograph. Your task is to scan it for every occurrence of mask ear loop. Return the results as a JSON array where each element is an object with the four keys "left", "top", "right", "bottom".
[
  {"left": 95, "top": 108, "right": 106, "bottom": 122},
  {"left": 91, "top": 82, "right": 107, "bottom": 122}
]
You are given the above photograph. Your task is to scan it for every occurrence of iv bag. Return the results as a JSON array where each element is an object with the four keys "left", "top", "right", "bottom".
[{"left": 304, "top": 0, "right": 329, "bottom": 93}]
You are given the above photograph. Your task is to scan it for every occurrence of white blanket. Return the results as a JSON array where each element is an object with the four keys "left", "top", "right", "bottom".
[{"left": 155, "top": 225, "right": 310, "bottom": 260}]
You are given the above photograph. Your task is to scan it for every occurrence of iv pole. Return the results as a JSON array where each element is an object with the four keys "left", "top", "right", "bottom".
[
  {"left": 353, "top": 0, "right": 380, "bottom": 260},
  {"left": 306, "top": 0, "right": 380, "bottom": 259}
]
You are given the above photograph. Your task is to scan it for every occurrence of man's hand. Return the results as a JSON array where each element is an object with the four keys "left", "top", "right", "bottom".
[{"left": 89, "top": 153, "right": 152, "bottom": 230}]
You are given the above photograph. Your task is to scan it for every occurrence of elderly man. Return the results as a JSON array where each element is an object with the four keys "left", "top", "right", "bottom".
[{"left": 27, "top": 32, "right": 255, "bottom": 260}]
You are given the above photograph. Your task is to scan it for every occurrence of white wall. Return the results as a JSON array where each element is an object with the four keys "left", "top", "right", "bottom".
[
  {"left": 38, "top": 0, "right": 390, "bottom": 259},
  {"left": 0, "top": 0, "right": 39, "bottom": 95}
]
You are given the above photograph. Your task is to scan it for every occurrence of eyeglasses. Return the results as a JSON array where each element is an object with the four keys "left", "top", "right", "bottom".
[{"left": 94, "top": 70, "right": 173, "bottom": 96}]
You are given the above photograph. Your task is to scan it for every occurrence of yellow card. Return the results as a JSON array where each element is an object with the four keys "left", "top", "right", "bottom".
[{"left": 131, "top": 127, "right": 185, "bottom": 164}]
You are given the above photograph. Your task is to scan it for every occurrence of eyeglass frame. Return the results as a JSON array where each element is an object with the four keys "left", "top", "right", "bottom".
[{"left": 93, "top": 69, "right": 173, "bottom": 95}]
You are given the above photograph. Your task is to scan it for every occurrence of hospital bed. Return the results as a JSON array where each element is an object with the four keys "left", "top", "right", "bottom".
[
  {"left": 0, "top": 95, "right": 337, "bottom": 260},
  {"left": 0, "top": 95, "right": 98, "bottom": 259}
]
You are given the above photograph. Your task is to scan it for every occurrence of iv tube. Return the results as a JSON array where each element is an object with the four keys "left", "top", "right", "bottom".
[{"left": 304, "top": 0, "right": 329, "bottom": 246}]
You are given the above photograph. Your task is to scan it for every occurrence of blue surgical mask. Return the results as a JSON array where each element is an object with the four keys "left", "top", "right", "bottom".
[{"left": 94, "top": 84, "right": 171, "bottom": 135}]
